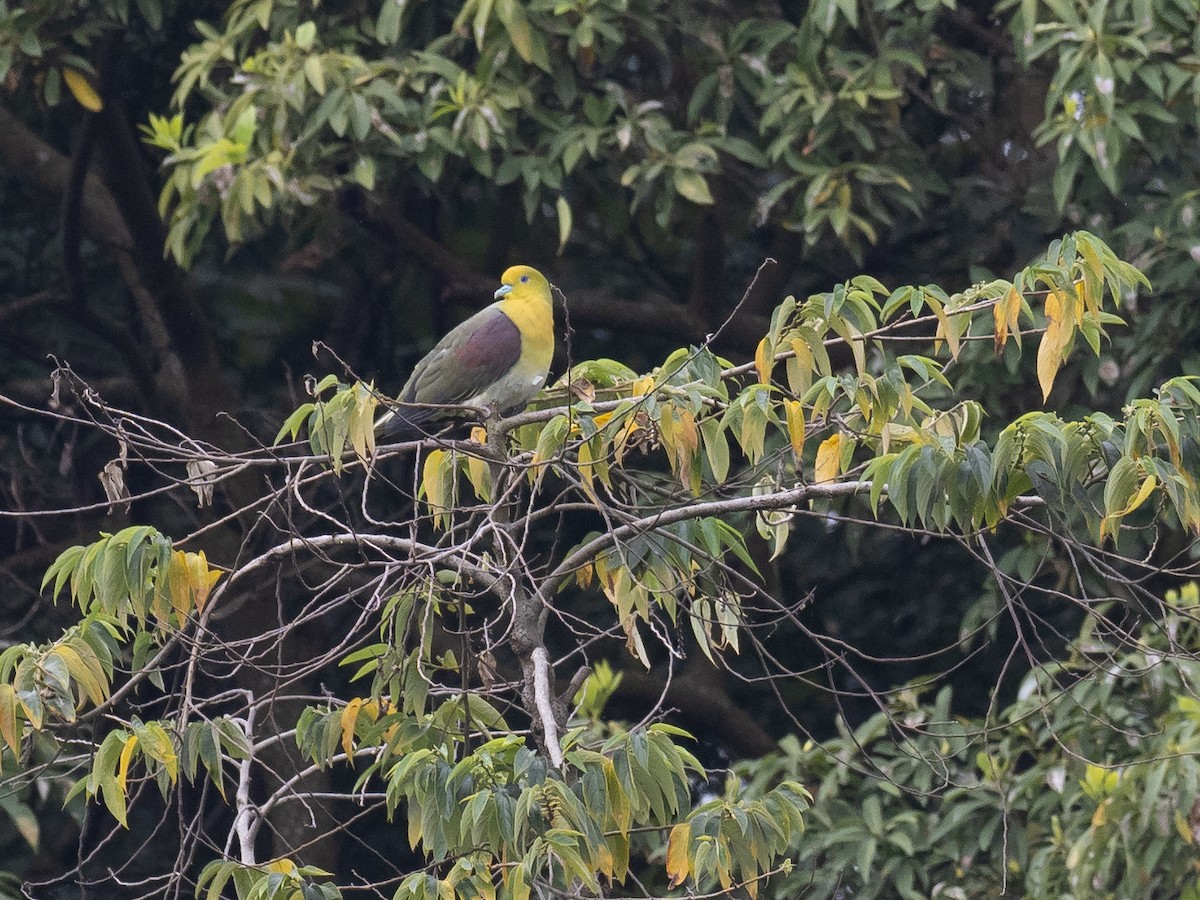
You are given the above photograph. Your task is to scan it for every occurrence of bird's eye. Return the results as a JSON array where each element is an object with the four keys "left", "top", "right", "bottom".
[{"left": 520, "top": 274, "right": 529, "bottom": 283}]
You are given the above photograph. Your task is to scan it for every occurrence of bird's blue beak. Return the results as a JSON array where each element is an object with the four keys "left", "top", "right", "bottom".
[{"left": 494, "top": 283, "right": 513, "bottom": 299}]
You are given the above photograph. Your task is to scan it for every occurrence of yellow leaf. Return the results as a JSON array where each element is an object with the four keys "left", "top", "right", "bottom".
[
  {"left": 930, "top": 299, "right": 960, "bottom": 361},
  {"left": 185, "top": 550, "right": 221, "bottom": 612},
  {"left": 612, "top": 413, "right": 644, "bottom": 466},
  {"left": 675, "top": 408, "right": 700, "bottom": 494},
  {"left": 630, "top": 376, "right": 655, "bottom": 398},
  {"left": 340, "top": 697, "right": 364, "bottom": 761},
  {"left": 266, "top": 858, "right": 298, "bottom": 874},
  {"left": 676, "top": 409, "right": 699, "bottom": 454},
  {"left": 465, "top": 452, "right": 490, "bottom": 500},
  {"left": 577, "top": 439, "right": 599, "bottom": 504},
  {"left": 63, "top": 68, "right": 104, "bottom": 112},
  {"left": 595, "top": 842, "right": 614, "bottom": 879},
  {"left": 658, "top": 406, "right": 675, "bottom": 457},
  {"left": 754, "top": 338, "right": 774, "bottom": 386},
  {"left": 575, "top": 559, "right": 594, "bottom": 589},
  {"left": 1175, "top": 809, "right": 1193, "bottom": 843},
  {"left": 422, "top": 450, "right": 454, "bottom": 528},
  {"left": 603, "top": 757, "right": 631, "bottom": 836},
  {"left": 994, "top": 285, "right": 1022, "bottom": 353},
  {"left": 139, "top": 721, "right": 178, "bottom": 782},
  {"left": 609, "top": 831, "right": 631, "bottom": 883},
  {"left": 0, "top": 684, "right": 20, "bottom": 756},
  {"left": 349, "top": 383, "right": 378, "bottom": 462},
  {"left": 814, "top": 433, "right": 843, "bottom": 483},
  {"left": 116, "top": 734, "right": 139, "bottom": 795},
  {"left": 167, "top": 550, "right": 192, "bottom": 620},
  {"left": 665, "top": 822, "right": 691, "bottom": 887},
  {"left": 1123, "top": 473, "right": 1157, "bottom": 516},
  {"left": 1091, "top": 797, "right": 1109, "bottom": 828},
  {"left": 1037, "top": 289, "right": 1066, "bottom": 403},
  {"left": 1102, "top": 473, "right": 1157, "bottom": 540},
  {"left": 465, "top": 426, "right": 491, "bottom": 500},
  {"left": 784, "top": 399, "right": 806, "bottom": 460},
  {"left": 423, "top": 450, "right": 446, "bottom": 506}
]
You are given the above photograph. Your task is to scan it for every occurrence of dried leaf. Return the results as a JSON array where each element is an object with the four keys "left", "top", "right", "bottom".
[
  {"left": 186, "top": 459, "right": 219, "bottom": 507},
  {"left": 99, "top": 460, "right": 131, "bottom": 514}
]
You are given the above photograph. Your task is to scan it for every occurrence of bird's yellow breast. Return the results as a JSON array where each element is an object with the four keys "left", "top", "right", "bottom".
[{"left": 498, "top": 289, "right": 554, "bottom": 376}]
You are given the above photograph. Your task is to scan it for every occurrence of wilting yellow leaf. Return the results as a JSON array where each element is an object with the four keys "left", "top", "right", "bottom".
[
  {"left": 340, "top": 697, "right": 364, "bottom": 761},
  {"left": 665, "top": 822, "right": 691, "bottom": 887},
  {"left": 63, "top": 68, "right": 104, "bottom": 111},
  {"left": 463, "top": 426, "right": 491, "bottom": 500},
  {"left": 932, "top": 302, "right": 960, "bottom": 361},
  {"left": 631, "top": 375, "right": 656, "bottom": 397},
  {"left": 994, "top": 285, "right": 1022, "bottom": 353},
  {"left": 754, "top": 338, "right": 774, "bottom": 386},
  {"left": 1070, "top": 283, "right": 1085, "bottom": 326},
  {"left": 1101, "top": 473, "right": 1158, "bottom": 540},
  {"left": 422, "top": 449, "right": 454, "bottom": 527},
  {"left": 577, "top": 438, "right": 598, "bottom": 503},
  {"left": 1175, "top": 809, "right": 1193, "bottom": 843},
  {"left": 116, "top": 734, "right": 138, "bottom": 794},
  {"left": 784, "top": 399, "right": 806, "bottom": 460},
  {"left": 1123, "top": 473, "right": 1157, "bottom": 516},
  {"left": 575, "top": 559, "right": 594, "bottom": 589},
  {"left": 814, "top": 433, "right": 843, "bottom": 483},
  {"left": 184, "top": 550, "right": 221, "bottom": 611},
  {"left": 595, "top": 843, "right": 614, "bottom": 879},
  {"left": 676, "top": 408, "right": 698, "bottom": 453},
  {"left": 1037, "top": 289, "right": 1068, "bottom": 403},
  {"left": 0, "top": 684, "right": 19, "bottom": 755},
  {"left": 349, "top": 383, "right": 378, "bottom": 462}
]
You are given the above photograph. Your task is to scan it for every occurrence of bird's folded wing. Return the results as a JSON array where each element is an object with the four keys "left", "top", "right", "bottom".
[{"left": 401, "top": 306, "right": 523, "bottom": 408}]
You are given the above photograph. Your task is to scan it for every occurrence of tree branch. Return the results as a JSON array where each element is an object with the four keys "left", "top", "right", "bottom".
[{"left": 0, "top": 103, "right": 132, "bottom": 250}]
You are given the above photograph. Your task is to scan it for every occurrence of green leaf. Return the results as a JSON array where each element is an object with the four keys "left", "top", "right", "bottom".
[
  {"left": 673, "top": 170, "right": 714, "bottom": 205},
  {"left": 295, "top": 21, "right": 317, "bottom": 50}
]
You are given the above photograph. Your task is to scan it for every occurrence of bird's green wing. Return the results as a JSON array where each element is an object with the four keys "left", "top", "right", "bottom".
[{"left": 401, "top": 306, "right": 522, "bottom": 408}]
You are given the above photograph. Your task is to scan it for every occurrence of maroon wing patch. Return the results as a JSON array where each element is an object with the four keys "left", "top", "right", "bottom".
[
  {"left": 401, "top": 307, "right": 521, "bottom": 408},
  {"left": 454, "top": 309, "right": 522, "bottom": 373}
]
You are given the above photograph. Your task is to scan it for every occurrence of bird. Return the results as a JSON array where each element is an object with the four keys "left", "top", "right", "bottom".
[{"left": 376, "top": 265, "right": 555, "bottom": 439}]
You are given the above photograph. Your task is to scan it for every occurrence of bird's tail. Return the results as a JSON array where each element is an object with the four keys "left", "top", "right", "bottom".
[{"left": 374, "top": 404, "right": 442, "bottom": 442}]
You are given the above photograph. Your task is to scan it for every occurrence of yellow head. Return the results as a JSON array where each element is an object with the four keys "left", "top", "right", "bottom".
[
  {"left": 495, "top": 265, "right": 552, "bottom": 306},
  {"left": 492, "top": 265, "right": 555, "bottom": 377}
]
